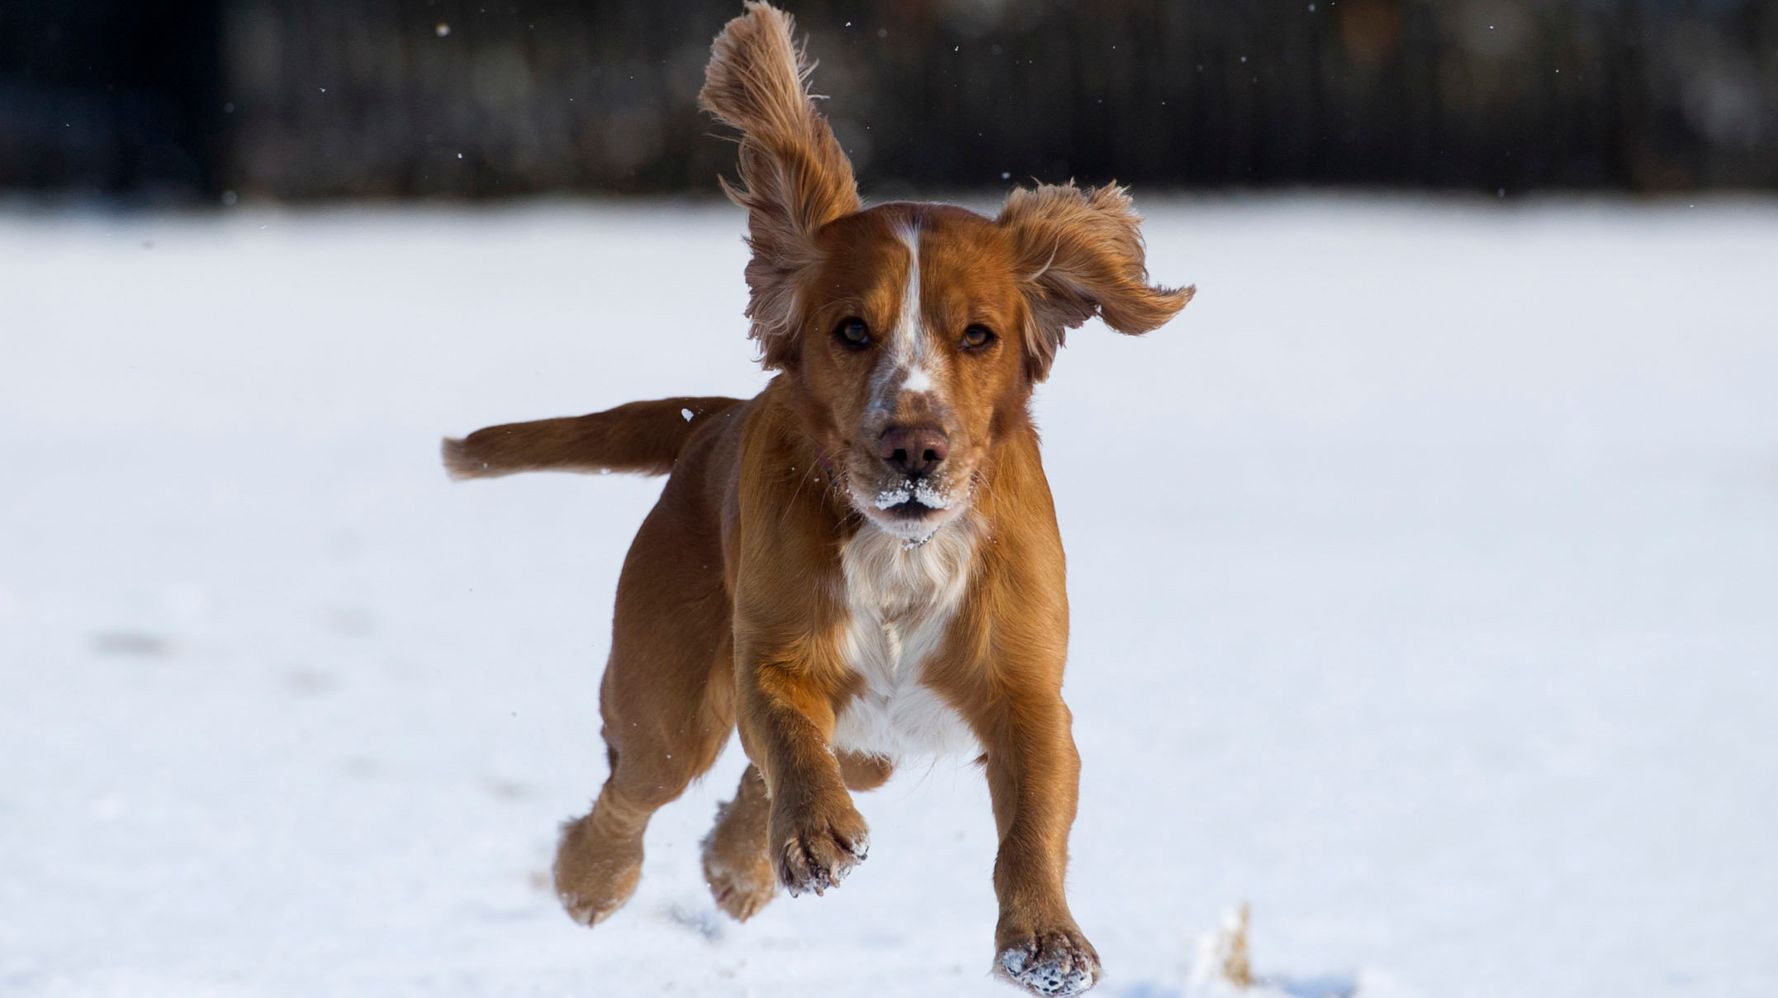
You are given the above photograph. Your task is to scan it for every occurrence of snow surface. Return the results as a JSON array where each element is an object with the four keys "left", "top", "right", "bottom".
[{"left": 2, "top": 196, "right": 1776, "bottom": 997}]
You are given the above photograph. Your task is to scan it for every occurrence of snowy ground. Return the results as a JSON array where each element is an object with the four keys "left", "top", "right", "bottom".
[{"left": 2, "top": 196, "right": 1775, "bottom": 997}]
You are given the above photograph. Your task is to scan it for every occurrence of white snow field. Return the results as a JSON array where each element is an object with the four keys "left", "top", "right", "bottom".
[{"left": 2, "top": 196, "right": 1775, "bottom": 998}]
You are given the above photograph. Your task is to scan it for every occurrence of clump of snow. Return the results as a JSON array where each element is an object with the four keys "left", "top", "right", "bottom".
[
  {"left": 911, "top": 478, "right": 952, "bottom": 510},
  {"left": 872, "top": 478, "right": 954, "bottom": 511},
  {"left": 1186, "top": 905, "right": 1360, "bottom": 998},
  {"left": 680, "top": 407, "right": 694, "bottom": 422},
  {"left": 873, "top": 483, "right": 913, "bottom": 509},
  {"left": 1189, "top": 905, "right": 1255, "bottom": 992}
]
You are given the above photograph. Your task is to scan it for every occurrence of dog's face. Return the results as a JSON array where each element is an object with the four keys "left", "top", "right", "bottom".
[
  {"left": 698, "top": 6, "right": 1192, "bottom": 542},
  {"left": 792, "top": 205, "right": 1025, "bottom": 541},
  {"left": 774, "top": 194, "right": 1190, "bottom": 542}
]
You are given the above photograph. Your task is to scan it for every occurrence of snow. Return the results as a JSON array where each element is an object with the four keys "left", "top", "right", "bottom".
[
  {"left": 875, "top": 485, "right": 914, "bottom": 508},
  {"left": 913, "top": 479, "right": 953, "bottom": 509},
  {"left": 2, "top": 196, "right": 1776, "bottom": 997},
  {"left": 872, "top": 480, "right": 955, "bottom": 511}
]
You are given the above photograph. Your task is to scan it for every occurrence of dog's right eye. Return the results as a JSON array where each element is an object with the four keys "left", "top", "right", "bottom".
[{"left": 833, "top": 318, "right": 872, "bottom": 351}]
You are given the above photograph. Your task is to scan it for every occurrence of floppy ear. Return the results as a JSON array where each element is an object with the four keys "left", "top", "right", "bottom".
[
  {"left": 699, "top": 2, "right": 861, "bottom": 368},
  {"left": 997, "top": 183, "right": 1194, "bottom": 381}
]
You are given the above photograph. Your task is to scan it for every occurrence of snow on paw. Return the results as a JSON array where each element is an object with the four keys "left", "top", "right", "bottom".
[
  {"left": 996, "top": 929, "right": 1101, "bottom": 997},
  {"left": 770, "top": 803, "right": 869, "bottom": 898}
]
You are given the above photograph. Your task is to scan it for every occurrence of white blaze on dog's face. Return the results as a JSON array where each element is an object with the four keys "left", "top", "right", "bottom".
[{"left": 792, "top": 204, "right": 1032, "bottom": 542}]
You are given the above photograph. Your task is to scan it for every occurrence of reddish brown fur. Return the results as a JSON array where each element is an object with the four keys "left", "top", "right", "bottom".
[
  {"left": 445, "top": 5, "right": 1191, "bottom": 995},
  {"left": 443, "top": 397, "right": 744, "bottom": 479}
]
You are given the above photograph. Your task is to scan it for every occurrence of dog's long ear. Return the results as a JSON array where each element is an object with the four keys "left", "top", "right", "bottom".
[
  {"left": 997, "top": 183, "right": 1194, "bottom": 381},
  {"left": 700, "top": 2, "right": 861, "bottom": 368}
]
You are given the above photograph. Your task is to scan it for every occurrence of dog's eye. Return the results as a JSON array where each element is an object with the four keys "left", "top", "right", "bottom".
[
  {"left": 960, "top": 324, "right": 996, "bottom": 351},
  {"left": 833, "top": 318, "right": 872, "bottom": 350}
]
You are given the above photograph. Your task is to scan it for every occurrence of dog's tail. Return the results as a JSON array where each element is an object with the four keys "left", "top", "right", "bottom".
[{"left": 442, "top": 397, "right": 745, "bottom": 480}]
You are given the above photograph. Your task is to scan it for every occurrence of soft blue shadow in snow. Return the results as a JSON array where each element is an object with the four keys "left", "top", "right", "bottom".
[
  {"left": 1270, "top": 973, "right": 1359, "bottom": 998},
  {"left": 1116, "top": 971, "right": 1357, "bottom": 998}
]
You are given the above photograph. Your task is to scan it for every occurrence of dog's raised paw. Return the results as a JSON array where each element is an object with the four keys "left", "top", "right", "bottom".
[
  {"left": 996, "top": 929, "right": 1101, "bottom": 997},
  {"left": 771, "top": 805, "right": 869, "bottom": 898}
]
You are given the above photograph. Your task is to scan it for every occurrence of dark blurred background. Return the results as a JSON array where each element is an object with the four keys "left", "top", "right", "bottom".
[{"left": 3, "top": 0, "right": 1776, "bottom": 202}]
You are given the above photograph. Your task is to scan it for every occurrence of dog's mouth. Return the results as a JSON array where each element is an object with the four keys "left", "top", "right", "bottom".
[
  {"left": 871, "top": 478, "right": 955, "bottom": 516},
  {"left": 851, "top": 474, "right": 969, "bottom": 542}
]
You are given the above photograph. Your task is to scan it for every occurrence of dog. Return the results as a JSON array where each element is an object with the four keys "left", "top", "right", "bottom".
[{"left": 443, "top": 4, "right": 1191, "bottom": 994}]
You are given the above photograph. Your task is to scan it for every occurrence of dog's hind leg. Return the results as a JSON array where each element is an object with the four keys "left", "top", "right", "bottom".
[
  {"left": 553, "top": 721, "right": 728, "bottom": 926},
  {"left": 700, "top": 764, "right": 775, "bottom": 922},
  {"left": 552, "top": 489, "right": 735, "bottom": 928},
  {"left": 837, "top": 751, "right": 895, "bottom": 793},
  {"left": 701, "top": 751, "right": 894, "bottom": 921}
]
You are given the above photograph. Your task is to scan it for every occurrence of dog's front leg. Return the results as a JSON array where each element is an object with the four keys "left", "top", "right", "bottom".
[
  {"left": 735, "top": 649, "right": 870, "bottom": 898},
  {"left": 983, "top": 694, "right": 1100, "bottom": 997}
]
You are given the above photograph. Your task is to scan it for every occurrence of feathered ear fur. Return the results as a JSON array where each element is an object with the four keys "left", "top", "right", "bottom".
[
  {"left": 699, "top": 2, "right": 861, "bottom": 368},
  {"left": 997, "top": 183, "right": 1194, "bottom": 381}
]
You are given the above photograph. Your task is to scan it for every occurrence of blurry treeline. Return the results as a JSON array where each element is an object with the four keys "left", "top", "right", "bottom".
[{"left": 3, "top": 0, "right": 1776, "bottom": 201}]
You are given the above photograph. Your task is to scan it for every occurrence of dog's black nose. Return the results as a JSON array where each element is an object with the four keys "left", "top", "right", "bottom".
[{"left": 878, "top": 426, "right": 949, "bottom": 478}]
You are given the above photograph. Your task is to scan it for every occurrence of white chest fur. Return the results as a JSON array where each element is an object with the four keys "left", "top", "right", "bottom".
[{"left": 830, "top": 520, "right": 982, "bottom": 761}]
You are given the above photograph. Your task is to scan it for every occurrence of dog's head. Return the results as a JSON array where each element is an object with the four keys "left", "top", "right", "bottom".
[{"left": 700, "top": 3, "right": 1192, "bottom": 542}]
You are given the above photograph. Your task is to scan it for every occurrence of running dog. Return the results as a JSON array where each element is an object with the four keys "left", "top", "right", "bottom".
[{"left": 444, "top": 5, "right": 1192, "bottom": 993}]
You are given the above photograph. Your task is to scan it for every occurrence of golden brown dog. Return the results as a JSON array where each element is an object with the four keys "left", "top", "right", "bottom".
[{"left": 444, "top": 4, "right": 1191, "bottom": 994}]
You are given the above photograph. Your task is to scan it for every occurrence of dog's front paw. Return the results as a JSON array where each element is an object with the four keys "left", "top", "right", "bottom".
[
  {"left": 995, "top": 927, "right": 1101, "bottom": 997},
  {"left": 770, "top": 799, "right": 869, "bottom": 897}
]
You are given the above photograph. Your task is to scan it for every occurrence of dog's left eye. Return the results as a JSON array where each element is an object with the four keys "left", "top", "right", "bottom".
[
  {"left": 960, "top": 325, "right": 996, "bottom": 350},
  {"left": 834, "top": 318, "right": 872, "bottom": 350}
]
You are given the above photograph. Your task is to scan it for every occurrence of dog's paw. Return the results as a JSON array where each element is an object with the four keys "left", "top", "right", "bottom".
[
  {"left": 702, "top": 842, "right": 778, "bottom": 921},
  {"left": 995, "top": 928, "right": 1101, "bottom": 997},
  {"left": 552, "top": 813, "right": 644, "bottom": 928},
  {"left": 558, "top": 882, "right": 636, "bottom": 928},
  {"left": 770, "top": 801, "right": 869, "bottom": 898}
]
